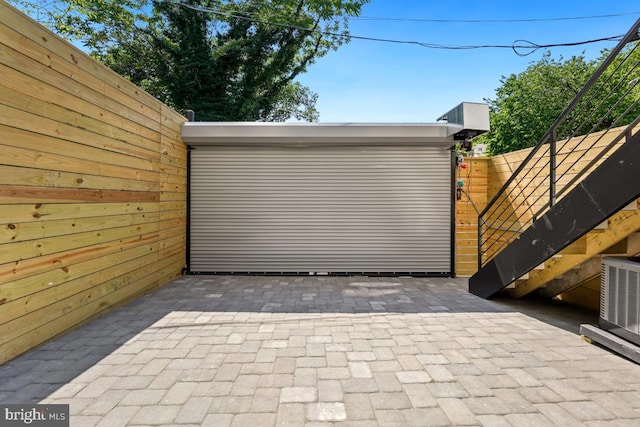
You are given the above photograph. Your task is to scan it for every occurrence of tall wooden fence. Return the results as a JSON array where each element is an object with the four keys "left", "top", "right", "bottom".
[
  {"left": 0, "top": 2, "right": 187, "bottom": 364},
  {"left": 455, "top": 157, "right": 489, "bottom": 276},
  {"left": 455, "top": 126, "right": 638, "bottom": 276}
]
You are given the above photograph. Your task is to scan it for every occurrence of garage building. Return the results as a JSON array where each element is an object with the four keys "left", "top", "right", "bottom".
[{"left": 181, "top": 103, "right": 488, "bottom": 276}]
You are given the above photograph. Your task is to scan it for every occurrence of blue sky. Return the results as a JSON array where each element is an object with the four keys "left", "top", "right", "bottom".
[{"left": 296, "top": 0, "right": 640, "bottom": 122}]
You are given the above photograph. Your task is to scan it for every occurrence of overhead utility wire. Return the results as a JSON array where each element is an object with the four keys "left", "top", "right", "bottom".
[
  {"left": 173, "top": 0, "right": 639, "bottom": 24},
  {"left": 353, "top": 11, "right": 640, "bottom": 23},
  {"left": 169, "top": 1, "right": 627, "bottom": 56}
]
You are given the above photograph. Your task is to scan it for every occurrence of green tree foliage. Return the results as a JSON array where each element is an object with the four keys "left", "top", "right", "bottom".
[
  {"left": 478, "top": 45, "right": 640, "bottom": 155},
  {"left": 586, "top": 45, "right": 640, "bottom": 133},
  {"left": 10, "top": 0, "right": 368, "bottom": 121},
  {"left": 476, "top": 52, "right": 596, "bottom": 155}
]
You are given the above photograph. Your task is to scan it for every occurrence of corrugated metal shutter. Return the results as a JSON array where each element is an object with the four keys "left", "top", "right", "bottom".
[{"left": 189, "top": 144, "right": 452, "bottom": 274}]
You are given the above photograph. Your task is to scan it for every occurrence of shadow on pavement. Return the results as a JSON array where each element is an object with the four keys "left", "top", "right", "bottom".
[{"left": 0, "top": 275, "right": 597, "bottom": 405}]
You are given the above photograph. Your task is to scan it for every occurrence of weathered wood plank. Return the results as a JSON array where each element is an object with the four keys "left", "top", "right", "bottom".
[
  {"left": 0, "top": 221, "right": 160, "bottom": 265},
  {"left": 557, "top": 277, "right": 600, "bottom": 312},
  {"left": 160, "top": 174, "right": 187, "bottom": 187},
  {"left": 0, "top": 231, "right": 161, "bottom": 285},
  {"left": 160, "top": 234, "right": 185, "bottom": 248},
  {"left": 0, "top": 165, "right": 159, "bottom": 193},
  {"left": 0, "top": 103, "right": 160, "bottom": 161},
  {"left": 0, "top": 42, "right": 162, "bottom": 136},
  {"left": 160, "top": 243, "right": 186, "bottom": 260},
  {"left": 161, "top": 131, "right": 188, "bottom": 157},
  {"left": 538, "top": 232, "right": 640, "bottom": 299},
  {"left": 160, "top": 191, "right": 188, "bottom": 202},
  {"left": 160, "top": 181, "right": 187, "bottom": 193},
  {"left": 159, "top": 220, "right": 186, "bottom": 235},
  {"left": 0, "top": 249, "right": 160, "bottom": 320},
  {"left": 159, "top": 201, "right": 187, "bottom": 212},
  {"left": 0, "top": 18, "right": 164, "bottom": 138},
  {"left": 160, "top": 208, "right": 186, "bottom": 222},
  {"left": 455, "top": 238, "right": 479, "bottom": 248},
  {"left": 455, "top": 231, "right": 480, "bottom": 240},
  {"left": 0, "top": 261, "right": 172, "bottom": 363},
  {"left": 1, "top": 211, "right": 159, "bottom": 245},
  {"left": 0, "top": 68, "right": 161, "bottom": 152},
  {"left": 161, "top": 152, "right": 188, "bottom": 169},
  {"left": 159, "top": 162, "right": 187, "bottom": 176},
  {"left": 537, "top": 257, "right": 602, "bottom": 299},
  {"left": 0, "top": 262, "right": 161, "bottom": 349},
  {"left": 0, "top": 5, "right": 163, "bottom": 120},
  {"left": 0, "top": 242, "right": 160, "bottom": 304},
  {"left": 1, "top": 125, "right": 158, "bottom": 173},
  {"left": 0, "top": 186, "right": 159, "bottom": 204},
  {"left": 0, "top": 202, "right": 159, "bottom": 223},
  {"left": 558, "top": 235, "right": 588, "bottom": 255},
  {"left": 509, "top": 203, "right": 640, "bottom": 297},
  {"left": 160, "top": 105, "right": 187, "bottom": 139},
  {"left": 161, "top": 104, "right": 187, "bottom": 128},
  {"left": 580, "top": 324, "right": 640, "bottom": 362},
  {"left": 0, "top": 143, "right": 160, "bottom": 183},
  {"left": 0, "top": 2, "right": 186, "bottom": 364},
  {"left": 455, "top": 157, "right": 488, "bottom": 275}
]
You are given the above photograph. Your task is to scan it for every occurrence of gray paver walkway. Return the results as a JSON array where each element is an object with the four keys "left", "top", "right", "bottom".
[{"left": 1, "top": 276, "right": 640, "bottom": 426}]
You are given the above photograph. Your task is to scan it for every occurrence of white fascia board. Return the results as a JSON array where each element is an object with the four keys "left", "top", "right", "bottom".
[{"left": 182, "top": 122, "right": 458, "bottom": 146}]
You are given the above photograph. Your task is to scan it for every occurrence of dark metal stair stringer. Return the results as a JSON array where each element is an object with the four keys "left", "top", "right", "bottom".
[{"left": 469, "top": 131, "right": 640, "bottom": 299}]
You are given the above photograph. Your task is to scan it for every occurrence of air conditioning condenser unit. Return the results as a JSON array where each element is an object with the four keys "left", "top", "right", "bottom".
[{"left": 600, "top": 256, "right": 640, "bottom": 346}]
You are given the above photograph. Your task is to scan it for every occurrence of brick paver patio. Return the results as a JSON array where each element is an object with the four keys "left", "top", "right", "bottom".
[{"left": 1, "top": 276, "right": 639, "bottom": 426}]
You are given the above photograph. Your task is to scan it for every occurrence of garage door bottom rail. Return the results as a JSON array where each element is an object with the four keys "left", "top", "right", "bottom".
[{"left": 186, "top": 271, "right": 453, "bottom": 278}]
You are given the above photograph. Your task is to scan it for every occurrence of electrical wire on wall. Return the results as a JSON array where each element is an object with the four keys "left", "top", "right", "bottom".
[{"left": 455, "top": 150, "right": 480, "bottom": 215}]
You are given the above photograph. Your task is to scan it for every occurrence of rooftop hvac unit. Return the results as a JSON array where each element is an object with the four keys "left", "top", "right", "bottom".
[
  {"left": 600, "top": 257, "right": 640, "bottom": 346},
  {"left": 437, "top": 102, "right": 490, "bottom": 141}
]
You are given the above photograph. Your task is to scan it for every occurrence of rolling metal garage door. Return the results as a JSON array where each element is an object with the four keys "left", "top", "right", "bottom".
[{"left": 189, "top": 144, "right": 452, "bottom": 274}]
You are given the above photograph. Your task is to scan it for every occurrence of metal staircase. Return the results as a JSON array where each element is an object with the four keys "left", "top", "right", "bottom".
[{"left": 469, "top": 18, "right": 640, "bottom": 299}]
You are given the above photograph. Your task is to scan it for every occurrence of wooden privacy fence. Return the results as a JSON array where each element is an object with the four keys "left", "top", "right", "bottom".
[
  {"left": 454, "top": 126, "right": 636, "bottom": 276},
  {"left": 482, "top": 127, "right": 632, "bottom": 263},
  {"left": 454, "top": 157, "right": 489, "bottom": 276},
  {"left": 0, "top": 2, "right": 187, "bottom": 364}
]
